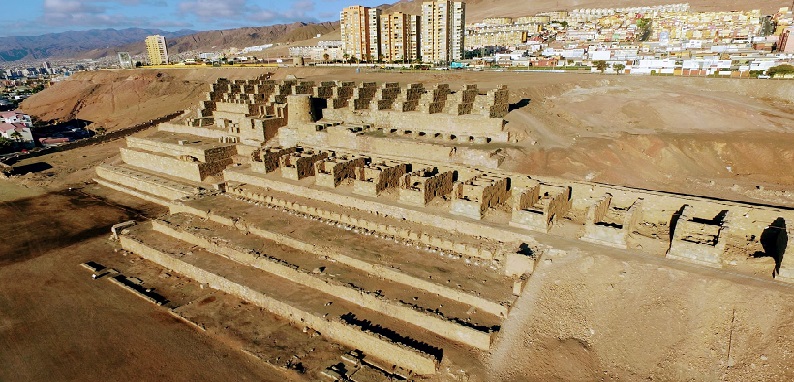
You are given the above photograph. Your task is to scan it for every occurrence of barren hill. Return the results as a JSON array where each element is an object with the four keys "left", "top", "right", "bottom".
[
  {"left": 78, "top": 22, "right": 338, "bottom": 60},
  {"left": 385, "top": 0, "right": 788, "bottom": 21},
  {"left": 20, "top": 68, "right": 272, "bottom": 130}
]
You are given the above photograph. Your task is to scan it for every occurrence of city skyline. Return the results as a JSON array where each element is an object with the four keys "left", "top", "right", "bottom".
[{"left": 0, "top": 0, "right": 391, "bottom": 38}]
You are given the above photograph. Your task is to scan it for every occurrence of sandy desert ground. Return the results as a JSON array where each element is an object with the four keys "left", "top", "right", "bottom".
[{"left": 2, "top": 66, "right": 794, "bottom": 381}]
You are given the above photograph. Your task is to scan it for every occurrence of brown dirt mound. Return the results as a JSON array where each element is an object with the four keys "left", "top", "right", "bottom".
[
  {"left": 489, "top": 248, "right": 794, "bottom": 381},
  {"left": 20, "top": 68, "right": 269, "bottom": 131}
]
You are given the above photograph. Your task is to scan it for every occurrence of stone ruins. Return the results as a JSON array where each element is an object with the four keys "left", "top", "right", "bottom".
[{"left": 96, "top": 75, "right": 794, "bottom": 378}]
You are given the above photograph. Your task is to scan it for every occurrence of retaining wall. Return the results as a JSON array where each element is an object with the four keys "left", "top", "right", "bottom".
[
  {"left": 168, "top": 201, "right": 509, "bottom": 318},
  {"left": 223, "top": 168, "right": 532, "bottom": 247},
  {"left": 95, "top": 165, "right": 197, "bottom": 201},
  {"left": 120, "top": 235, "right": 438, "bottom": 374},
  {"left": 226, "top": 186, "right": 500, "bottom": 260},
  {"left": 152, "top": 219, "right": 493, "bottom": 350},
  {"left": 120, "top": 148, "right": 232, "bottom": 182}
]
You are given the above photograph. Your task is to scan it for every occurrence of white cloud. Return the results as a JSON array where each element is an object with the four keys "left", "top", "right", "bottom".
[
  {"left": 41, "top": 0, "right": 191, "bottom": 29},
  {"left": 178, "top": 0, "right": 251, "bottom": 20},
  {"left": 179, "top": 0, "right": 319, "bottom": 24}
]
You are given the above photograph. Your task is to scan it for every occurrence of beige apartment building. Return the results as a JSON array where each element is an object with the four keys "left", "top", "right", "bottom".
[
  {"left": 380, "top": 12, "right": 421, "bottom": 62},
  {"left": 421, "top": 0, "right": 466, "bottom": 63},
  {"left": 145, "top": 35, "right": 169, "bottom": 65},
  {"left": 340, "top": 5, "right": 381, "bottom": 61}
]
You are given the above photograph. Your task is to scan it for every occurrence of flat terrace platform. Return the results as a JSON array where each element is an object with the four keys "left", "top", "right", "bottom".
[
  {"left": 175, "top": 192, "right": 517, "bottom": 309},
  {"left": 122, "top": 222, "right": 489, "bottom": 376},
  {"left": 158, "top": 212, "right": 502, "bottom": 335}
]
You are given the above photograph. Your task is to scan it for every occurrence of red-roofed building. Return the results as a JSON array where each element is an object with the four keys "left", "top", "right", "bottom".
[{"left": 0, "top": 110, "right": 33, "bottom": 127}]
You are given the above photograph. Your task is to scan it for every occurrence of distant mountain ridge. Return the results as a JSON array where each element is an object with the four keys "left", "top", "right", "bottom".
[
  {"left": 76, "top": 22, "right": 339, "bottom": 60},
  {"left": 0, "top": 28, "right": 196, "bottom": 62}
]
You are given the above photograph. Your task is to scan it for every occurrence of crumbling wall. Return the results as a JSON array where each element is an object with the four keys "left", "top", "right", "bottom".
[
  {"left": 353, "top": 161, "right": 409, "bottom": 196},
  {"left": 399, "top": 168, "right": 454, "bottom": 206},
  {"left": 444, "top": 85, "right": 479, "bottom": 115},
  {"left": 223, "top": 168, "right": 537, "bottom": 245},
  {"left": 417, "top": 84, "right": 451, "bottom": 114},
  {"left": 126, "top": 136, "right": 236, "bottom": 163},
  {"left": 315, "top": 156, "right": 368, "bottom": 188},
  {"left": 351, "top": 82, "right": 378, "bottom": 111},
  {"left": 174, "top": 192, "right": 508, "bottom": 317},
  {"left": 95, "top": 165, "right": 199, "bottom": 201},
  {"left": 120, "top": 148, "right": 203, "bottom": 181},
  {"left": 450, "top": 173, "right": 510, "bottom": 219},
  {"left": 581, "top": 196, "right": 644, "bottom": 248},
  {"left": 157, "top": 123, "right": 229, "bottom": 140},
  {"left": 393, "top": 83, "right": 424, "bottom": 112},
  {"left": 588, "top": 194, "right": 613, "bottom": 224},
  {"left": 510, "top": 185, "right": 572, "bottom": 232},
  {"left": 251, "top": 146, "right": 297, "bottom": 173},
  {"left": 279, "top": 150, "right": 329, "bottom": 180},
  {"left": 320, "top": 107, "right": 508, "bottom": 143},
  {"left": 667, "top": 206, "right": 729, "bottom": 267},
  {"left": 329, "top": 82, "right": 356, "bottom": 109},
  {"left": 472, "top": 85, "right": 509, "bottom": 118}
]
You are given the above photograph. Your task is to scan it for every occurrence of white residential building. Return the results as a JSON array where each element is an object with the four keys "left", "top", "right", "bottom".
[{"left": 421, "top": 0, "right": 466, "bottom": 63}]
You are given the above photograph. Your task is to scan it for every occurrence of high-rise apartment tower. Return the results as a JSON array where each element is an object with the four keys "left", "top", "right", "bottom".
[
  {"left": 380, "top": 12, "right": 421, "bottom": 62},
  {"left": 340, "top": 6, "right": 382, "bottom": 61},
  {"left": 145, "top": 35, "right": 169, "bottom": 65},
  {"left": 421, "top": 0, "right": 466, "bottom": 63}
]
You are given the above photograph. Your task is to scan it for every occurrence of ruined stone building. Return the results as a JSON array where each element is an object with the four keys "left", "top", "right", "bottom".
[{"left": 96, "top": 76, "right": 794, "bottom": 378}]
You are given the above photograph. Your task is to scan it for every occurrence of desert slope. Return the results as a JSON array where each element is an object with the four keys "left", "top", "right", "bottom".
[
  {"left": 491, "top": 246, "right": 794, "bottom": 381},
  {"left": 20, "top": 68, "right": 269, "bottom": 130}
]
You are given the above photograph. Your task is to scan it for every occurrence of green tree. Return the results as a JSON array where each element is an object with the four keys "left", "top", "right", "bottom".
[
  {"left": 635, "top": 18, "right": 653, "bottom": 42},
  {"left": 343, "top": 53, "right": 350, "bottom": 64},
  {"left": 767, "top": 64, "right": 794, "bottom": 77},
  {"left": 95, "top": 127, "right": 107, "bottom": 135},
  {"left": 594, "top": 60, "right": 609, "bottom": 73},
  {"left": 322, "top": 53, "right": 330, "bottom": 64},
  {"left": 613, "top": 63, "right": 626, "bottom": 74},
  {"left": 0, "top": 136, "right": 13, "bottom": 152},
  {"left": 9, "top": 131, "right": 22, "bottom": 142}
]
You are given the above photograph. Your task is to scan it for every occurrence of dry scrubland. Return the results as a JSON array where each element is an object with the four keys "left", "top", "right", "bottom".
[{"left": 2, "top": 66, "right": 794, "bottom": 381}]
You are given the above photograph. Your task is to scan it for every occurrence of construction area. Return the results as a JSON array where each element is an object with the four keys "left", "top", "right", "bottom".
[{"left": 73, "top": 74, "right": 794, "bottom": 380}]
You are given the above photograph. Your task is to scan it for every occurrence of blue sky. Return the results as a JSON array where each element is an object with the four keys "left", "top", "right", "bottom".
[{"left": 0, "top": 0, "right": 392, "bottom": 37}]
